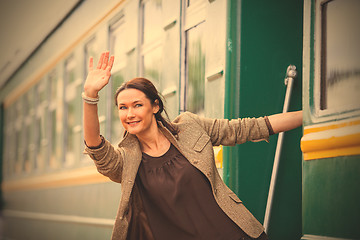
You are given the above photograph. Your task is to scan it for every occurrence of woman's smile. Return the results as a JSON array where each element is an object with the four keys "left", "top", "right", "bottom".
[{"left": 127, "top": 120, "right": 141, "bottom": 126}]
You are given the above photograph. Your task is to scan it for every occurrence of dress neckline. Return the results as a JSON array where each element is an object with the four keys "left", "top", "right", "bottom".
[{"left": 142, "top": 144, "right": 173, "bottom": 159}]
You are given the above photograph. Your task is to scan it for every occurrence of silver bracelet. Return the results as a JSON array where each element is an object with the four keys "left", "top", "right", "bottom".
[{"left": 82, "top": 92, "right": 99, "bottom": 104}]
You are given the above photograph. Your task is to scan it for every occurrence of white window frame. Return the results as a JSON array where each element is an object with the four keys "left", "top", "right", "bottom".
[
  {"left": 313, "top": 0, "right": 360, "bottom": 121},
  {"left": 180, "top": 0, "right": 207, "bottom": 113}
]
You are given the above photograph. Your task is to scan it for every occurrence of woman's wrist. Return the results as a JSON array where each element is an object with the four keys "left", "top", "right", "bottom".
[{"left": 83, "top": 87, "right": 99, "bottom": 98}]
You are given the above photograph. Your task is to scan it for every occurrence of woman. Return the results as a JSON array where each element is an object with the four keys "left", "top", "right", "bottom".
[{"left": 83, "top": 52, "right": 302, "bottom": 240}]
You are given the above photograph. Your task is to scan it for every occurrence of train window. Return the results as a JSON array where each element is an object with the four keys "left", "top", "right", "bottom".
[
  {"left": 3, "top": 105, "right": 15, "bottom": 177},
  {"left": 315, "top": 0, "right": 360, "bottom": 115},
  {"left": 140, "top": 0, "right": 164, "bottom": 90},
  {"left": 23, "top": 89, "right": 36, "bottom": 173},
  {"left": 2, "top": 109, "right": 9, "bottom": 177},
  {"left": 185, "top": 23, "right": 205, "bottom": 114},
  {"left": 109, "top": 16, "right": 126, "bottom": 143},
  {"left": 142, "top": 0, "right": 163, "bottom": 45},
  {"left": 84, "top": 37, "right": 98, "bottom": 74},
  {"left": 15, "top": 98, "right": 23, "bottom": 174},
  {"left": 50, "top": 70, "right": 58, "bottom": 103},
  {"left": 181, "top": 0, "right": 207, "bottom": 115},
  {"left": 35, "top": 78, "right": 48, "bottom": 170},
  {"left": 143, "top": 45, "right": 163, "bottom": 89},
  {"left": 64, "top": 56, "right": 82, "bottom": 166},
  {"left": 48, "top": 70, "right": 59, "bottom": 169},
  {"left": 84, "top": 37, "right": 98, "bottom": 79},
  {"left": 22, "top": 93, "right": 30, "bottom": 172}
]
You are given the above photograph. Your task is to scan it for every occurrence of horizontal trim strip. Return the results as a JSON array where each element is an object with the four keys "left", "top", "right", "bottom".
[
  {"left": 2, "top": 165, "right": 110, "bottom": 192},
  {"left": 302, "top": 234, "right": 356, "bottom": 240},
  {"left": 3, "top": 210, "right": 114, "bottom": 228},
  {"left": 301, "top": 119, "right": 360, "bottom": 160},
  {"left": 303, "top": 145, "right": 360, "bottom": 161},
  {"left": 304, "top": 119, "right": 360, "bottom": 135},
  {"left": 302, "top": 132, "right": 360, "bottom": 152}
]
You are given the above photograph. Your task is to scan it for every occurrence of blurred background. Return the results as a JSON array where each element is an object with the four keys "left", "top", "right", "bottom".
[{"left": 0, "top": 0, "right": 359, "bottom": 239}]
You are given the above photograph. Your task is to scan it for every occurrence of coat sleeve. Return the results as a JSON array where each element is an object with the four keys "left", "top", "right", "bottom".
[
  {"left": 182, "top": 112, "right": 270, "bottom": 146},
  {"left": 83, "top": 138, "right": 124, "bottom": 183}
]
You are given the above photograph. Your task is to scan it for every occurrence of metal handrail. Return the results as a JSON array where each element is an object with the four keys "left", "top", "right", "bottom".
[{"left": 263, "top": 65, "right": 297, "bottom": 233}]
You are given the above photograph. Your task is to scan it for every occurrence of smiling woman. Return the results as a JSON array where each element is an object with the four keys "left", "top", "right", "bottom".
[{"left": 82, "top": 51, "right": 302, "bottom": 240}]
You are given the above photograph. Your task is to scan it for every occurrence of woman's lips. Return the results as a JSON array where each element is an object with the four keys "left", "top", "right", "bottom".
[{"left": 127, "top": 120, "right": 141, "bottom": 126}]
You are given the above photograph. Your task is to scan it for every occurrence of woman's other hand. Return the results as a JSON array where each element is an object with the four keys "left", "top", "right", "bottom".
[{"left": 84, "top": 51, "right": 114, "bottom": 97}]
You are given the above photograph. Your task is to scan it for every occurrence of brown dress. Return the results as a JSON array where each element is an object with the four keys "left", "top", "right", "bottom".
[{"left": 135, "top": 144, "right": 269, "bottom": 240}]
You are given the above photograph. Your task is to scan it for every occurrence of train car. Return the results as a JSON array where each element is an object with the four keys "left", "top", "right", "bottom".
[
  {"left": 300, "top": 0, "right": 360, "bottom": 239},
  {"left": 223, "top": 1, "right": 303, "bottom": 239},
  {"left": 0, "top": 0, "right": 358, "bottom": 240}
]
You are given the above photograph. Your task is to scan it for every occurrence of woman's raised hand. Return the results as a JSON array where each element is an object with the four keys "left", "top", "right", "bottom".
[{"left": 84, "top": 51, "right": 114, "bottom": 97}]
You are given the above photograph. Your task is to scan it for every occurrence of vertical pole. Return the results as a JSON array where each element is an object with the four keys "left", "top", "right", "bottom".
[{"left": 263, "top": 65, "right": 297, "bottom": 233}]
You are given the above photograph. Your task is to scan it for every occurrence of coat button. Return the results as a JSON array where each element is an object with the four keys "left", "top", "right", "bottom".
[{"left": 193, "top": 160, "right": 199, "bottom": 164}]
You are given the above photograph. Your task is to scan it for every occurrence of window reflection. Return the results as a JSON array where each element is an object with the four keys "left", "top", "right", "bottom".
[
  {"left": 110, "top": 17, "right": 126, "bottom": 143},
  {"left": 4, "top": 106, "right": 17, "bottom": 176},
  {"left": 48, "top": 71, "right": 59, "bottom": 169},
  {"left": 39, "top": 79, "right": 48, "bottom": 170},
  {"left": 111, "top": 70, "right": 125, "bottom": 143},
  {"left": 15, "top": 129, "right": 21, "bottom": 173},
  {"left": 143, "top": 0, "right": 163, "bottom": 44},
  {"left": 64, "top": 56, "right": 82, "bottom": 166},
  {"left": 320, "top": 0, "right": 360, "bottom": 112},
  {"left": 34, "top": 78, "right": 48, "bottom": 170},
  {"left": 15, "top": 99, "right": 23, "bottom": 174},
  {"left": 50, "top": 110, "right": 58, "bottom": 168},
  {"left": 186, "top": 23, "right": 205, "bottom": 114},
  {"left": 143, "top": 46, "right": 163, "bottom": 90},
  {"left": 24, "top": 90, "right": 35, "bottom": 172},
  {"left": 141, "top": 0, "right": 163, "bottom": 94}
]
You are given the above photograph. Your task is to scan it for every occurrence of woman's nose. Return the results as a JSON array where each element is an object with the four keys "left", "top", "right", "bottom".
[{"left": 127, "top": 108, "right": 135, "bottom": 118}]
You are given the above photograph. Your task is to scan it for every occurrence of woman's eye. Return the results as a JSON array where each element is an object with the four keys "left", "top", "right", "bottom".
[
  {"left": 135, "top": 104, "right": 143, "bottom": 108},
  {"left": 119, "top": 106, "right": 127, "bottom": 110}
]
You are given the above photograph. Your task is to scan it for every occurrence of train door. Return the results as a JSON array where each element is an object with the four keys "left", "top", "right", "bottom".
[
  {"left": 224, "top": 0, "right": 303, "bottom": 239},
  {"left": 301, "top": 0, "right": 360, "bottom": 239}
]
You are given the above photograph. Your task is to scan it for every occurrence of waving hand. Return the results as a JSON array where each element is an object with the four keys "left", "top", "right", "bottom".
[{"left": 84, "top": 51, "right": 114, "bottom": 97}]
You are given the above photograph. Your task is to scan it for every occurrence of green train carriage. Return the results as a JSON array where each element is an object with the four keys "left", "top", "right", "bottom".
[{"left": 0, "top": 0, "right": 359, "bottom": 239}]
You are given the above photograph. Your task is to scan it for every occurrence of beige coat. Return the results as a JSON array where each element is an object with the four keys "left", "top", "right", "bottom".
[{"left": 84, "top": 112, "right": 270, "bottom": 239}]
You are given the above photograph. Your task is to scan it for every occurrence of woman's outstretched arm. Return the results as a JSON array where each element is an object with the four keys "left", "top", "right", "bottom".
[
  {"left": 83, "top": 51, "right": 114, "bottom": 147},
  {"left": 267, "top": 110, "right": 303, "bottom": 134}
]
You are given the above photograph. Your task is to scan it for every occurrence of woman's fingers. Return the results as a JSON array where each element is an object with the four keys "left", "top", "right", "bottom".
[
  {"left": 105, "top": 56, "right": 114, "bottom": 77},
  {"left": 92, "top": 52, "right": 112, "bottom": 72},
  {"left": 102, "top": 52, "right": 109, "bottom": 70},
  {"left": 97, "top": 52, "right": 105, "bottom": 69},
  {"left": 107, "top": 55, "right": 115, "bottom": 72},
  {"left": 88, "top": 57, "right": 94, "bottom": 71}
]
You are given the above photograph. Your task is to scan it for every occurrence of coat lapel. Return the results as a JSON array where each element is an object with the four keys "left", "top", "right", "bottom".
[{"left": 117, "top": 133, "right": 142, "bottom": 209}]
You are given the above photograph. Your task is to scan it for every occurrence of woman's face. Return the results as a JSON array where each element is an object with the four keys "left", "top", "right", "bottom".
[{"left": 116, "top": 88, "right": 159, "bottom": 136}]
